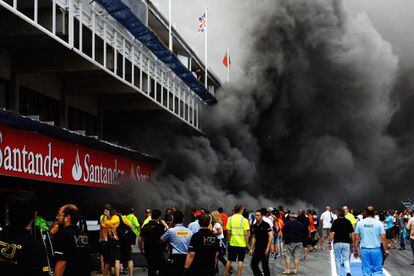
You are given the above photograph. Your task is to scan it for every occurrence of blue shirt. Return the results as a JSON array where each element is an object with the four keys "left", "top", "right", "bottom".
[
  {"left": 188, "top": 220, "right": 200, "bottom": 234},
  {"left": 355, "top": 218, "right": 385, "bottom": 248},
  {"left": 161, "top": 224, "right": 193, "bottom": 254},
  {"left": 385, "top": 215, "right": 393, "bottom": 230}
]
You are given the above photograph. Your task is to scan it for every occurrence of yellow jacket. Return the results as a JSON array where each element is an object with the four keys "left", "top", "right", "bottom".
[{"left": 100, "top": 215, "right": 120, "bottom": 240}]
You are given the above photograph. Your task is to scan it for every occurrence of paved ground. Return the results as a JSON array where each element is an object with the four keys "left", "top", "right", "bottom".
[{"left": 93, "top": 242, "right": 414, "bottom": 275}]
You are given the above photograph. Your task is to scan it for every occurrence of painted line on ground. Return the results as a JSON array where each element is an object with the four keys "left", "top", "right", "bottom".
[
  {"left": 330, "top": 246, "right": 392, "bottom": 276},
  {"left": 330, "top": 247, "right": 337, "bottom": 276}
]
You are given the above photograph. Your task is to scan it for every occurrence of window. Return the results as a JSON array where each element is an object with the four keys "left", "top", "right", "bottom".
[
  {"left": 0, "top": 78, "right": 9, "bottom": 109},
  {"left": 19, "top": 87, "right": 60, "bottom": 125},
  {"left": 68, "top": 107, "right": 97, "bottom": 136}
]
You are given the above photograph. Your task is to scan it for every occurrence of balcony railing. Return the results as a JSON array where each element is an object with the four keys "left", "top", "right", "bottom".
[{"left": 0, "top": 0, "right": 202, "bottom": 130}]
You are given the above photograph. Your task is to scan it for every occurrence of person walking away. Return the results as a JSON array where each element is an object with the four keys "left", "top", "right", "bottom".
[
  {"left": 282, "top": 213, "right": 304, "bottom": 274},
  {"left": 320, "top": 206, "right": 334, "bottom": 249},
  {"left": 164, "top": 208, "right": 174, "bottom": 228},
  {"left": 297, "top": 210, "right": 310, "bottom": 260},
  {"left": 160, "top": 210, "right": 192, "bottom": 276},
  {"left": 329, "top": 208, "right": 354, "bottom": 276},
  {"left": 225, "top": 204, "right": 250, "bottom": 276},
  {"left": 397, "top": 212, "right": 405, "bottom": 250},
  {"left": 353, "top": 206, "right": 389, "bottom": 275},
  {"left": 343, "top": 206, "right": 357, "bottom": 228},
  {"left": 139, "top": 209, "right": 167, "bottom": 276},
  {"left": 126, "top": 208, "right": 141, "bottom": 241},
  {"left": 184, "top": 214, "right": 219, "bottom": 276},
  {"left": 218, "top": 207, "right": 229, "bottom": 239},
  {"left": 0, "top": 191, "right": 50, "bottom": 276},
  {"left": 100, "top": 208, "right": 121, "bottom": 276},
  {"left": 98, "top": 204, "right": 111, "bottom": 274},
  {"left": 275, "top": 210, "right": 285, "bottom": 258},
  {"left": 116, "top": 210, "right": 136, "bottom": 276},
  {"left": 307, "top": 210, "right": 318, "bottom": 251},
  {"left": 211, "top": 211, "right": 231, "bottom": 273},
  {"left": 384, "top": 210, "right": 396, "bottom": 249},
  {"left": 249, "top": 209, "right": 273, "bottom": 276},
  {"left": 188, "top": 210, "right": 203, "bottom": 234},
  {"left": 53, "top": 204, "right": 90, "bottom": 276},
  {"left": 142, "top": 209, "right": 152, "bottom": 228},
  {"left": 406, "top": 210, "right": 414, "bottom": 265}
]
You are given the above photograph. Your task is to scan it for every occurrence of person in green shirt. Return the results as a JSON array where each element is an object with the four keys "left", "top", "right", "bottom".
[
  {"left": 343, "top": 206, "right": 356, "bottom": 228},
  {"left": 225, "top": 204, "right": 250, "bottom": 276},
  {"left": 142, "top": 209, "right": 152, "bottom": 228},
  {"left": 35, "top": 215, "right": 49, "bottom": 232},
  {"left": 126, "top": 208, "right": 141, "bottom": 238}
]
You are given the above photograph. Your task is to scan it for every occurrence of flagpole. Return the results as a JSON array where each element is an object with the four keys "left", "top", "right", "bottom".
[
  {"left": 168, "top": 0, "right": 172, "bottom": 51},
  {"left": 204, "top": 8, "right": 208, "bottom": 89},
  {"left": 227, "top": 46, "right": 230, "bottom": 82}
]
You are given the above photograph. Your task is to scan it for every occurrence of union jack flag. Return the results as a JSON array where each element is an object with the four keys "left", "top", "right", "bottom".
[{"left": 196, "top": 13, "right": 206, "bottom": 33}]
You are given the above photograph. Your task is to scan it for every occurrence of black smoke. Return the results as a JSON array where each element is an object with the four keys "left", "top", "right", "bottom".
[{"left": 120, "top": 0, "right": 413, "bottom": 211}]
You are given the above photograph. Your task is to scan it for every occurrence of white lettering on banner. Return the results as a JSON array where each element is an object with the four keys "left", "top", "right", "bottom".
[
  {"left": 75, "top": 152, "right": 125, "bottom": 185},
  {"left": 130, "top": 164, "right": 149, "bottom": 181},
  {"left": 0, "top": 131, "right": 64, "bottom": 179}
]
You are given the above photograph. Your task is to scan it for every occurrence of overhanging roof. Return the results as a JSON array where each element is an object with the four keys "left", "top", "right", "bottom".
[
  {"left": 95, "top": 0, "right": 217, "bottom": 105},
  {"left": 0, "top": 109, "right": 159, "bottom": 164}
]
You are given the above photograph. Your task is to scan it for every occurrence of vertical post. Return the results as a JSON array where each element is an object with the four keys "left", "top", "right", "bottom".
[
  {"left": 168, "top": 0, "right": 172, "bottom": 51},
  {"left": 192, "top": 97, "right": 195, "bottom": 125},
  {"left": 139, "top": 52, "right": 143, "bottom": 90},
  {"left": 131, "top": 46, "right": 135, "bottom": 86},
  {"left": 177, "top": 86, "right": 180, "bottom": 116},
  {"left": 147, "top": 58, "right": 150, "bottom": 95},
  {"left": 13, "top": 0, "right": 17, "bottom": 9},
  {"left": 114, "top": 31, "right": 117, "bottom": 74},
  {"left": 122, "top": 38, "right": 125, "bottom": 79},
  {"left": 103, "top": 23, "right": 107, "bottom": 67},
  {"left": 196, "top": 102, "right": 199, "bottom": 129},
  {"left": 167, "top": 76, "right": 170, "bottom": 110},
  {"left": 34, "top": 0, "right": 38, "bottom": 23},
  {"left": 79, "top": 3, "right": 83, "bottom": 51},
  {"left": 204, "top": 8, "right": 208, "bottom": 88},
  {"left": 154, "top": 67, "right": 158, "bottom": 100},
  {"left": 187, "top": 93, "right": 191, "bottom": 122},
  {"left": 161, "top": 71, "right": 164, "bottom": 105},
  {"left": 92, "top": 13, "right": 96, "bottom": 60},
  {"left": 52, "top": 0, "right": 56, "bottom": 34},
  {"left": 172, "top": 80, "right": 175, "bottom": 113},
  {"left": 68, "top": 0, "right": 74, "bottom": 47}
]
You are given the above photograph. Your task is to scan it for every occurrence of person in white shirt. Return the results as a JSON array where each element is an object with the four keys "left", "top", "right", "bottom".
[{"left": 319, "top": 206, "right": 334, "bottom": 249}]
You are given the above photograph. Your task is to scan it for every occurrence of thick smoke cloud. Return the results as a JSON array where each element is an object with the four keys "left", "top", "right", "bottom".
[{"left": 121, "top": 0, "right": 414, "bottom": 212}]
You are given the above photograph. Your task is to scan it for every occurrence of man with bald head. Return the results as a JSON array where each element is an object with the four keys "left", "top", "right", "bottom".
[
  {"left": 319, "top": 206, "right": 334, "bottom": 249},
  {"left": 53, "top": 204, "right": 90, "bottom": 276}
]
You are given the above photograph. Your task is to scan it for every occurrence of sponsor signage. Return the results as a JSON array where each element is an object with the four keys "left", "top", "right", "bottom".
[{"left": 0, "top": 124, "right": 153, "bottom": 187}]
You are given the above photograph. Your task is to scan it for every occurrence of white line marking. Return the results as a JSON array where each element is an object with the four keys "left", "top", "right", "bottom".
[
  {"left": 383, "top": 268, "right": 391, "bottom": 276},
  {"left": 330, "top": 246, "right": 337, "bottom": 276}
]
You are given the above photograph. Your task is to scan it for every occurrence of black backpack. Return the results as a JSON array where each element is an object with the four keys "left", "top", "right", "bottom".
[{"left": 116, "top": 215, "right": 136, "bottom": 245}]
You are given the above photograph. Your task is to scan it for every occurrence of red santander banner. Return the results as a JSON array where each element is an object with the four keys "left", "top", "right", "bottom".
[{"left": 0, "top": 124, "right": 154, "bottom": 188}]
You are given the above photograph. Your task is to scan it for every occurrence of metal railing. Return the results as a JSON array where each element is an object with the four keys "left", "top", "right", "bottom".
[{"left": 0, "top": 0, "right": 201, "bottom": 130}]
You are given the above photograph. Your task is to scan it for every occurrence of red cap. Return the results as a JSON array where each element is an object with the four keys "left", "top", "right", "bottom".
[{"left": 193, "top": 210, "right": 203, "bottom": 217}]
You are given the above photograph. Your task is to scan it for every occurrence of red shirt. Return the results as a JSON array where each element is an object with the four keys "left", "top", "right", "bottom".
[
  {"left": 220, "top": 213, "right": 229, "bottom": 231},
  {"left": 308, "top": 215, "right": 317, "bottom": 232}
]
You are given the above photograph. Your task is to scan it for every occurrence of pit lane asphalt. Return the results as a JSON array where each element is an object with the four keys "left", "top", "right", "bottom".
[{"left": 93, "top": 241, "right": 414, "bottom": 275}]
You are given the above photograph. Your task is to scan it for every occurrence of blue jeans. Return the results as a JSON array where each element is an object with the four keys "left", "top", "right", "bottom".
[
  {"left": 333, "top": 243, "right": 350, "bottom": 275},
  {"left": 399, "top": 232, "right": 405, "bottom": 249},
  {"left": 360, "top": 248, "right": 384, "bottom": 276}
]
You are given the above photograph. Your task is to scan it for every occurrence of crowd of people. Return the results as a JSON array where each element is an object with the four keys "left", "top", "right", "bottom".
[{"left": 1, "top": 190, "right": 414, "bottom": 276}]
